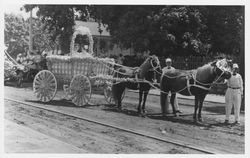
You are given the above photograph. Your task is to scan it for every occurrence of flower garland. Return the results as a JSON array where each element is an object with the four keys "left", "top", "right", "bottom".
[
  {"left": 47, "top": 55, "right": 114, "bottom": 63},
  {"left": 70, "top": 26, "right": 94, "bottom": 56},
  {"left": 90, "top": 74, "right": 147, "bottom": 84}
]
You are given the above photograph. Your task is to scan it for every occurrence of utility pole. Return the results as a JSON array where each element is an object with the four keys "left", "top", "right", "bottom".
[
  {"left": 97, "top": 22, "right": 103, "bottom": 57},
  {"left": 29, "top": 8, "right": 33, "bottom": 54}
]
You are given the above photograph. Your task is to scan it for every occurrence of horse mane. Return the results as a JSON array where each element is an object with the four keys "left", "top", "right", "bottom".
[
  {"left": 197, "top": 60, "right": 217, "bottom": 71},
  {"left": 195, "top": 59, "right": 219, "bottom": 83},
  {"left": 139, "top": 56, "right": 154, "bottom": 79}
]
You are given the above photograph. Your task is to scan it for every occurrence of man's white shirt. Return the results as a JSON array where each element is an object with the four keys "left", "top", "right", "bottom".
[
  {"left": 226, "top": 73, "right": 243, "bottom": 95},
  {"left": 162, "top": 66, "right": 175, "bottom": 73}
]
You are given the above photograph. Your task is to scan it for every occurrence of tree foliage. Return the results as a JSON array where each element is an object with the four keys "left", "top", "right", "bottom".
[
  {"left": 21, "top": 5, "right": 243, "bottom": 57},
  {"left": 24, "top": 5, "right": 91, "bottom": 54},
  {"left": 88, "top": 5, "right": 244, "bottom": 57},
  {"left": 4, "top": 13, "right": 29, "bottom": 57},
  {"left": 201, "top": 6, "right": 244, "bottom": 55},
  {"left": 4, "top": 13, "right": 53, "bottom": 57}
]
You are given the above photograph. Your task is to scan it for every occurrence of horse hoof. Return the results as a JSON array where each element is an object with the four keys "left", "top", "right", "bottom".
[
  {"left": 198, "top": 118, "right": 203, "bottom": 122},
  {"left": 141, "top": 112, "right": 147, "bottom": 118},
  {"left": 193, "top": 118, "right": 197, "bottom": 123},
  {"left": 174, "top": 113, "right": 179, "bottom": 117}
]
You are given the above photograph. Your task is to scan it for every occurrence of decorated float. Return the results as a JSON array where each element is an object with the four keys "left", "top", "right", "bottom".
[{"left": 32, "top": 25, "right": 117, "bottom": 106}]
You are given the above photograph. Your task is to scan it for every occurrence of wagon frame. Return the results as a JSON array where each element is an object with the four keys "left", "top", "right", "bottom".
[{"left": 33, "top": 25, "right": 118, "bottom": 106}]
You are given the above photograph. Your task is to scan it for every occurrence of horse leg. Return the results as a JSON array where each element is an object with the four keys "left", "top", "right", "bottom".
[
  {"left": 160, "top": 92, "right": 168, "bottom": 117},
  {"left": 137, "top": 88, "right": 143, "bottom": 115},
  {"left": 193, "top": 96, "right": 199, "bottom": 121},
  {"left": 170, "top": 93, "right": 176, "bottom": 116},
  {"left": 198, "top": 95, "right": 206, "bottom": 122},
  {"left": 142, "top": 90, "right": 149, "bottom": 115},
  {"left": 112, "top": 83, "right": 125, "bottom": 110}
]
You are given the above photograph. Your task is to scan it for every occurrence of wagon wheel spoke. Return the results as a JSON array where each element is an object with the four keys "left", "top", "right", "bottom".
[
  {"left": 82, "top": 95, "right": 87, "bottom": 104},
  {"left": 74, "top": 95, "right": 80, "bottom": 106},
  {"left": 70, "top": 75, "right": 92, "bottom": 106},
  {"left": 33, "top": 70, "right": 57, "bottom": 103},
  {"left": 46, "top": 75, "right": 54, "bottom": 83}
]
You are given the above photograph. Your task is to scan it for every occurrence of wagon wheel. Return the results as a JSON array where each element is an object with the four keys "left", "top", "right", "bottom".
[
  {"left": 69, "top": 75, "right": 92, "bottom": 106},
  {"left": 33, "top": 70, "right": 57, "bottom": 102},
  {"left": 103, "top": 83, "right": 126, "bottom": 104}
]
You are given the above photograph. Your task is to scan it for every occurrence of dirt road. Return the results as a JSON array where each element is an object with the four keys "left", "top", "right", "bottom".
[{"left": 4, "top": 85, "right": 244, "bottom": 154}]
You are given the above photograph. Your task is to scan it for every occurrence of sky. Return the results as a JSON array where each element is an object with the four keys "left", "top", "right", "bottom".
[{"left": 4, "top": 3, "right": 37, "bottom": 19}]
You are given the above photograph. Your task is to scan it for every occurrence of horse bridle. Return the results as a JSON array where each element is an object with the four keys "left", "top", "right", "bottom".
[
  {"left": 148, "top": 57, "right": 161, "bottom": 81},
  {"left": 149, "top": 57, "right": 161, "bottom": 71},
  {"left": 212, "top": 65, "right": 227, "bottom": 84},
  {"left": 193, "top": 62, "right": 228, "bottom": 87}
]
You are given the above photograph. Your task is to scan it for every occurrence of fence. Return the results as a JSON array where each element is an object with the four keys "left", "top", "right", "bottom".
[{"left": 159, "top": 56, "right": 241, "bottom": 70}]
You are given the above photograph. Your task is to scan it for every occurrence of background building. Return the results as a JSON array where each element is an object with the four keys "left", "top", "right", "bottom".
[{"left": 75, "top": 20, "right": 133, "bottom": 57}]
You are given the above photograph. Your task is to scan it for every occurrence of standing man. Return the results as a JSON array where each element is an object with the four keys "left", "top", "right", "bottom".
[
  {"left": 162, "top": 58, "right": 181, "bottom": 115},
  {"left": 225, "top": 63, "right": 243, "bottom": 125}
]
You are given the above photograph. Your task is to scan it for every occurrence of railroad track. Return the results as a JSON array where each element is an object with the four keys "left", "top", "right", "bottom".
[{"left": 5, "top": 97, "right": 225, "bottom": 154}]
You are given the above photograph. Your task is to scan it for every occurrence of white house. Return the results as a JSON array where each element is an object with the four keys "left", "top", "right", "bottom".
[{"left": 75, "top": 20, "right": 134, "bottom": 57}]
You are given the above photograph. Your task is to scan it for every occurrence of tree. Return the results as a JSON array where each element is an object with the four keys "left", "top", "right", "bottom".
[
  {"left": 150, "top": 6, "right": 208, "bottom": 56},
  {"left": 89, "top": 5, "right": 164, "bottom": 54},
  {"left": 4, "top": 13, "right": 29, "bottom": 57},
  {"left": 88, "top": 6, "right": 210, "bottom": 56},
  {"left": 202, "top": 6, "right": 244, "bottom": 55},
  {"left": 4, "top": 13, "right": 55, "bottom": 57},
  {"left": 24, "top": 5, "right": 91, "bottom": 54},
  {"left": 87, "top": 5, "right": 243, "bottom": 57},
  {"left": 23, "top": 5, "right": 244, "bottom": 58}
]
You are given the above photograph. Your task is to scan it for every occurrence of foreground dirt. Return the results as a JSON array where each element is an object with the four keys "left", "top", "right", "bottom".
[
  {"left": 5, "top": 100, "right": 203, "bottom": 154},
  {"left": 4, "top": 85, "right": 244, "bottom": 154}
]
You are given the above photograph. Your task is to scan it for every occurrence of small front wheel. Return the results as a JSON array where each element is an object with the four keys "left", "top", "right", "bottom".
[{"left": 69, "top": 75, "right": 92, "bottom": 106}]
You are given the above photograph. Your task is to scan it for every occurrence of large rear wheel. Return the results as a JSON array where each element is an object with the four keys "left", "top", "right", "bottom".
[{"left": 33, "top": 70, "right": 57, "bottom": 102}]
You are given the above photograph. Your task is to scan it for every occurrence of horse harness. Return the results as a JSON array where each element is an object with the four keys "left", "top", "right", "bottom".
[
  {"left": 185, "top": 65, "right": 227, "bottom": 96},
  {"left": 185, "top": 71, "right": 211, "bottom": 96}
]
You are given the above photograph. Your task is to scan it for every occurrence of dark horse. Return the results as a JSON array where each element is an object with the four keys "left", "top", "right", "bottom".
[
  {"left": 160, "top": 59, "right": 232, "bottom": 122},
  {"left": 112, "top": 55, "right": 162, "bottom": 116}
]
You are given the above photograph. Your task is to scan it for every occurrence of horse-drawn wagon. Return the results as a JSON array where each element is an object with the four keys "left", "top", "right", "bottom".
[{"left": 32, "top": 26, "right": 116, "bottom": 106}]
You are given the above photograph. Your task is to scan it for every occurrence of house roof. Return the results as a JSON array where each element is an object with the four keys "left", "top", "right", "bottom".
[{"left": 75, "top": 21, "right": 110, "bottom": 37}]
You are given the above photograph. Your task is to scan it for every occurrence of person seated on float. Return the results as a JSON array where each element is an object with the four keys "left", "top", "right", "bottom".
[{"left": 72, "top": 43, "right": 93, "bottom": 58}]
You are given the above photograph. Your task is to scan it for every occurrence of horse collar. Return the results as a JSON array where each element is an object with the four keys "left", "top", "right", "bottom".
[{"left": 189, "top": 71, "right": 212, "bottom": 91}]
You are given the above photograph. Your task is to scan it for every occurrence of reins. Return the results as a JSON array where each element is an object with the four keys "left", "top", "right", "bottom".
[{"left": 98, "top": 57, "right": 229, "bottom": 95}]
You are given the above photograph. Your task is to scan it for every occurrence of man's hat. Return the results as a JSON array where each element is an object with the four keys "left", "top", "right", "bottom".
[
  {"left": 165, "top": 58, "right": 172, "bottom": 62},
  {"left": 233, "top": 63, "right": 239, "bottom": 69}
]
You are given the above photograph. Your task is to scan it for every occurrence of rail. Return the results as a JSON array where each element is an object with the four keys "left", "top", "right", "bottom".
[{"left": 5, "top": 97, "right": 229, "bottom": 154}]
